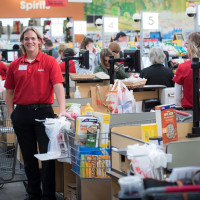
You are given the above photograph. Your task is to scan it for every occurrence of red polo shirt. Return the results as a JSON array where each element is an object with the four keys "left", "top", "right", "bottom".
[
  {"left": 5, "top": 52, "right": 64, "bottom": 105},
  {"left": 173, "top": 60, "right": 200, "bottom": 108},
  {"left": 0, "top": 62, "right": 8, "bottom": 80},
  {"left": 59, "top": 60, "right": 76, "bottom": 73}
]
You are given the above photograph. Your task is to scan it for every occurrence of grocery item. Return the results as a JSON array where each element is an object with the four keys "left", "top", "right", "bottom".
[
  {"left": 93, "top": 112, "right": 110, "bottom": 148},
  {"left": 84, "top": 103, "right": 94, "bottom": 115},
  {"left": 75, "top": 116, "right": 98, "bottom": 145},
  {"left": 74, "top": 86, "right": 81, "bottom": 98},
  {"left": 155, "top": 104, "right": 178, "bottom": 144}
]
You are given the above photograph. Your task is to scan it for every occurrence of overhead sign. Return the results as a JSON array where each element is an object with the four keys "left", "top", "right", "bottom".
[
  {"left": 51, "top": 24, "right": 63, "bottom": 36},
  {"left": 68, "top": 0, "right": 92, "bottom": 2},
  {"left": 142, "top": 12, "right": 159, "bottom": 30},
  {"left": 45, "top": 0, "right": 66, "bottom": 7},
  {"left": 74, "top": 21, "right": 87, "bottom": 35},
  {"left": 103, "top": 16, "right": 118, "bottom": 33}
]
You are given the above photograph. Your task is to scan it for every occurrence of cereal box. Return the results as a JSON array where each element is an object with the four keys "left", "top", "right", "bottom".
[{"left": 155, "top": 104, "right": 178, "bottom": 144}]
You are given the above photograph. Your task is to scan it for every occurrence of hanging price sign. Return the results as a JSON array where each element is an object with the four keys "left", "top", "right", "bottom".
[
  {"left": 45, "top": 0, "right": 66, "bottom": 6},
  {"left": 142, "top": 12, "right": 159, "bottom": 30},
  {"left": 51, "top": 24, "right": 63, "bottom": 37},
  {"left": 74, "top": 21, "right": 87, "bottom": 35},
  {"left": 103, "top": 17, "right": 118, "bottom": 33}
]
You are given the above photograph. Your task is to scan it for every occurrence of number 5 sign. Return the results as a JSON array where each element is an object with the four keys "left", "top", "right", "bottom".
[{"left": 142, "top": 12, "right": 159, "bottom": 30}]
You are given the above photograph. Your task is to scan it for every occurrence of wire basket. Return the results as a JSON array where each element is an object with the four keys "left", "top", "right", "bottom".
[
  {"left": 68, "top": 130, "right": 111, "bottom": 179},
  {"left": 69, "top": 73, "right": 96, "bottom": 81}
]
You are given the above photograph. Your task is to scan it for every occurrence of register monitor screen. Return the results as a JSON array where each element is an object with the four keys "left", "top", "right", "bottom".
[
  {"left": 79, "top": 50, "right": 89, "bottom": 69},
  {"left": 124, "top": 49, "right": 141, "bottom": 73},
  {"left": 6, "top": 50, "right": 19, "bottom": 63}
]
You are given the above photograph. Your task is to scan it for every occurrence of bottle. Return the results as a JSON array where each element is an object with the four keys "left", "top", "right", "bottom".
[
  {"left": 74, "top": 86, "right": 81, "bottom": 98},
  {"left": 84, "top": 103, "right": 94, "bottom": 115}
]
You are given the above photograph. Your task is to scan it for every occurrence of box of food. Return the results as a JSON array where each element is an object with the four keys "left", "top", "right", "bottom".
[
  {"left": 155, "top": 104, "right": 178, "bottom": 144},
  {"left": 93, "top": 112, "right": 110, "bottom": 148},
  {"left": 75, "top": 116, "right": 98, "bottom": 145}
]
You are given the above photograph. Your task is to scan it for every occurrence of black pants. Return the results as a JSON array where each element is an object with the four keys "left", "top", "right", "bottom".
[{"left": 11, "top": 105, "right": 56, "bottom": 200}]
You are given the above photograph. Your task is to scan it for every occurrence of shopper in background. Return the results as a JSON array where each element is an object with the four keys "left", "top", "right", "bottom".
[
  {"left": 57, "top": 43, "right": 68, "bottom": 63},
  {"left": 173, "top": 31, "right": 200, "bottom": 108},
  {"left": 44, "top": 39, "right": 59, "bottom": 59},
  {"left": 13, "top": 44, "right": 23, "bottom": 57},
  {"left": 59, "top": 48, "right": 76, "bottom": 73},
  {"left": 94, "top": 48, "right": 128, "bottom": 79},
  {"left": 111, "top": 31, "right": 128, "bottom": 52},
  {"left": 5, "top": 27, "right": 69, "bottom": 200},
  {"left": 80, "top": 36, "right": 98, "bottom": 73},
  {"left": 0, "top": 51, "right": 7, "bottom": 80},
  {"left": 140, "top": 47, "right": 174, "bottom": 87},
  {"left": 108, "top": 42, "right": 121, "bottom": 59}
]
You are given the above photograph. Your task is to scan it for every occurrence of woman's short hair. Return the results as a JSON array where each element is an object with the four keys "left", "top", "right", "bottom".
[
  {"left": 187, "top": 31, "right": 200, "bottom": 59},
  {"left": 63, "top": 48, "right": 75, "bottom": 57},
  {"left": 149, "top": 47, "right": 166, "bottom": 65},
  {"left": 80, "top": 37, "right": 94, "bottom": 49},
  {"left": 108, "top": 42, "right": 121, "bottom": 57},
  {"left": 20, "top": 26, "right": 43, "bottom": 53},
  {"left": 58, "top": 43, "right": 68, "bottom": 55},
  {"left": 100, "top": 48, "right": 112, "bottom": 68}
]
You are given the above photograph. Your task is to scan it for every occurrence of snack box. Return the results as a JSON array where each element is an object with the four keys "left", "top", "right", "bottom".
[{"left": 155, "top": 104, "right": 178, "bottom": 144}]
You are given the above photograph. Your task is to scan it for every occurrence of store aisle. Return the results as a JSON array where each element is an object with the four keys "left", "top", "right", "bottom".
[{"left": 0, "top": 182, "right": 26, "bottom": 200}]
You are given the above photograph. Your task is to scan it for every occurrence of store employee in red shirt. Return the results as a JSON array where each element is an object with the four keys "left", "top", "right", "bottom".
[
  {"left": 59, "top": 48, "right": 76, "bottom": 73},
  {"left": 0, "top": 51, "right": 8, "bottom": 80},
  {"left": 173, "top": 31, "right": 200, "bottom": 108},
  {"left": 5, "top": 27, "right": 69, "bottom": 200}
]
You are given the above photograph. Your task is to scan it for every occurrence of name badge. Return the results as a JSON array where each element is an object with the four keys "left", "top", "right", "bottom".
[{"left": 19, "top": 65, "right": 27, "bottom": 70}]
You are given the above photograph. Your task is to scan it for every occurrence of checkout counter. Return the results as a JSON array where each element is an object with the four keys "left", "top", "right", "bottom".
[{"left": 52, "top": 83, "right": 195, "bottom": 200}]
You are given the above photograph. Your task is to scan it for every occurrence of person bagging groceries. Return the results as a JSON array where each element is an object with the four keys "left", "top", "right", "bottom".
[{"left": 4, "top": 27, "right": 69, "bottom": 200}]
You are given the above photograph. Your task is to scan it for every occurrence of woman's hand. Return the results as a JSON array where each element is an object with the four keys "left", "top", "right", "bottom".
[{"left": 114, "top": 65, "right": 119, "bottom": 72}]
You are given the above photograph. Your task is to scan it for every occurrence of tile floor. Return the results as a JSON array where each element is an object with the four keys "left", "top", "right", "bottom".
[{"left": 0, "top": 181, "right": 26, "bottom": 200}]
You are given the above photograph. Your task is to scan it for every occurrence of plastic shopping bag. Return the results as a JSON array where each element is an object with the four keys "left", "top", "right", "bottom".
[
  {"left": 44, "top": 117, "right": 71, "bottom": 158},
  {"left": 106, "top": 80, "right": 135, "bottom": 114}
]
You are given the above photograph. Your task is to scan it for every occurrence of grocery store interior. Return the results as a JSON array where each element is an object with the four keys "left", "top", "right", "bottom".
[{"left": 1, "top": 0, "right": 200, "bottom": 200}]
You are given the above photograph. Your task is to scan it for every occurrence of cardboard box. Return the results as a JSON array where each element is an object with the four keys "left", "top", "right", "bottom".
[{"left": 80, "top": 178, "right": 112, "bottom": 200}]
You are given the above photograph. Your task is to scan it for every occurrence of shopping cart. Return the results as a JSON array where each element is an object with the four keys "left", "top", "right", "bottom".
[
  {"left": 0, "top": 102, "right": 27, "bottom": 188},
  {"left": 143, "top": 185, "right": 200, "bottom": 200},
  {"left": 118, "top": 185, "right": 200, "bottom": 200}
]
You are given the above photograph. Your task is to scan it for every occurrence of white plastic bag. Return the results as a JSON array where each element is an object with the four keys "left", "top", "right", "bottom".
[
  {"left": 44, "top": 117, "right": 71, "bottom": 158},
  {"left": 108, "top": 80, "right": 135, "bottom": 114}
]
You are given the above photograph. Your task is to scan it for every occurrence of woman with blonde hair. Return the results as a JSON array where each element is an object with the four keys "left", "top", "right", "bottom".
[
  {"left": 173, "top": 31, "right": 200, "bottom": 108},
  {"left": 57, "top": 43, "right": 68, "bottom": 63}
]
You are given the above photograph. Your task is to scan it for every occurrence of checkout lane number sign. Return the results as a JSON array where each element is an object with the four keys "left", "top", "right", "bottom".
[
  {"left": 142, "top": 12, "right": 159, "bottom": 30},
  {"left": 103, "top": 17, "right": 118, "bottom": 33},
  {"left": 74, "top": 21, "right": 87, "bottom": 35}
]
